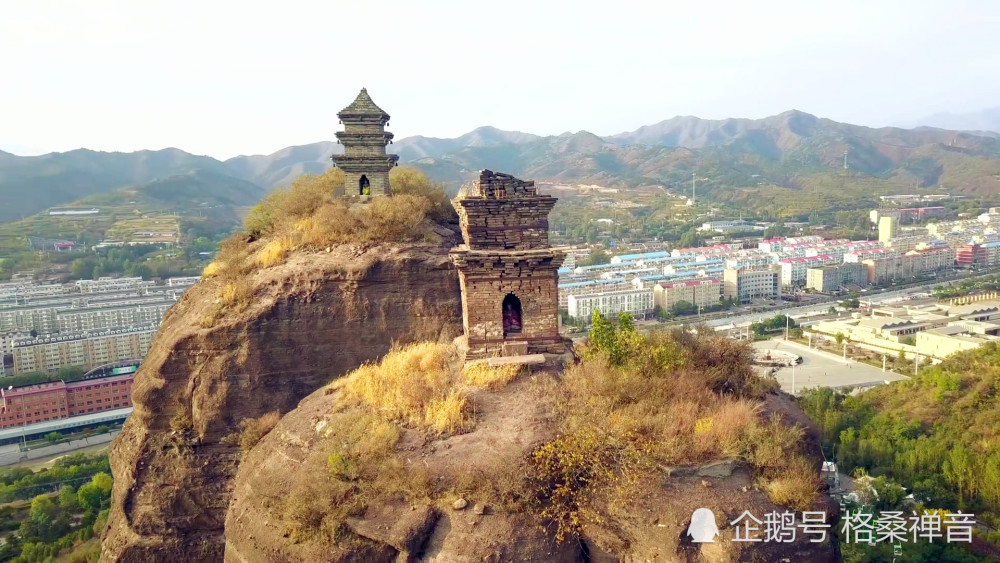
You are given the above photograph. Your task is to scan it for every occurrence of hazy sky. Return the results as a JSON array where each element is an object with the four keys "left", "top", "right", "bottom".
[{"left": 2, "top": 0, "right": 998, "bottom": 159}]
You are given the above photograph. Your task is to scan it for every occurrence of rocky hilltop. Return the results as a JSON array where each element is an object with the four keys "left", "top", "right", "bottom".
[
  {"left": 100, "top": 169, "right": 838, "bottom": 562},
  {"left": 223, "top": 353, "right": 838, "bottom": 562},
  {"left": 101, "top": 237, "right": 463, "bottom": 561}
]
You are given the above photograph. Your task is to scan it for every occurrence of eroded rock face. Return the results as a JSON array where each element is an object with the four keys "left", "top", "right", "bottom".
[
  {"left": 223, "top": 372, "right": 580, "bottom": 562},
  {"left": 223, "top": 373, "right": 839, "bottom": 563},
  {"left": 101, "top": 240, "right": 462, "bottom": 562}
]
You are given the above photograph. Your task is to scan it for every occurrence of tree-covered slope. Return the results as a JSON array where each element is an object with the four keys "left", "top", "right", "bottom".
[{"left": 801, "top": 344, "right": 1000, "bottom": 557}]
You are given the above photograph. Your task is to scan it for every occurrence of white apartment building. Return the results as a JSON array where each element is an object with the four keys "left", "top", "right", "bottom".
[
  {"left": 723, "top": 267, "right": 781, "bottom": 304},
  {"left": 56, "top": 300, "right": 175, "bottom": 333},
  {"left": 779, "top": 255, "right": 839, "bottom": 287},
  {"left": 567, "top": 288, "right": 654, "bottom": 322},
  {"left": 653, "top": 278, "right": 721, "bottom": 311},
  {"left": 11, "top": 324, "right": 157, "bottom": 374},
  {"left": 725, "top": 255, "right": 773, "bottom": 270},
  {"left": 0, "top": 305, "right": 61, "bottom": 335},
  {"left": 166, "top": 276, "right": 201, "bottom": 287},
  {"left": 75, "top": 277, "right": 153, "bottom": 294}
]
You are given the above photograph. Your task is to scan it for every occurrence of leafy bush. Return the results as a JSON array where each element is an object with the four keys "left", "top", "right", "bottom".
[{"left": 800, "top": 342, "right": 1000, "bottom": 552}]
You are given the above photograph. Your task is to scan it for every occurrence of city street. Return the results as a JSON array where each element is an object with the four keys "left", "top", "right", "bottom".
[{"left": 753, "top": 338, "right": 909, "bottom": 395}]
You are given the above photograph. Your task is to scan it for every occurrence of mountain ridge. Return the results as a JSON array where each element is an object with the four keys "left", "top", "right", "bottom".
[
  {"left": 908, "top": 107, "right": 1000, "bottom": 135},
  {"left": 4, "top": 109, "right": 1000, "bottom": 222}
]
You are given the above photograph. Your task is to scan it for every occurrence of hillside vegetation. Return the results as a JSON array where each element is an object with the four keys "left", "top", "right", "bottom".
[
  {"left": 801, "top": 344, "right": 1000, "bottom": 555},
  {"left": 198, "top": 167, "right": 455, "bottom": 326},
  {"left": 265, "top": 315, "right": 822, "bottom": 555}
]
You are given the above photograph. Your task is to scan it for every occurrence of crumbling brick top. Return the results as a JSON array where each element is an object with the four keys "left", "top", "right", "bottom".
[{"left": 458, "top": 169, "right": 538, "bottom": 200}]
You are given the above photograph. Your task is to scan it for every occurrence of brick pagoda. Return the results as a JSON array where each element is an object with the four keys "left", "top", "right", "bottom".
[
  {"left": 450, "top": 170, "right": 566, "bottom": 359},
  {"left": 332, "top": 88, "right": 398, "bottom": 197}
]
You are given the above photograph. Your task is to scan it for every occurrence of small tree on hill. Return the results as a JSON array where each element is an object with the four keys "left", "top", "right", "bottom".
[{"left": 588, "top": 311, "right": 640, "bottom": 366}]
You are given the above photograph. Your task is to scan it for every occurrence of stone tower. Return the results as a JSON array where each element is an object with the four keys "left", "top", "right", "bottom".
[
  {"left": 450, "top": 170, "right": 566, "bottom": 359},
  {"left": 332, "top": 88, "right": 399, "bottom": 197}
]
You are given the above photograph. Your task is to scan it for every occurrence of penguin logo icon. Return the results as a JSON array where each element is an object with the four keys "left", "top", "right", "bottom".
[{"left": 687, "top": 508, "right": 720, "bottom": 543}]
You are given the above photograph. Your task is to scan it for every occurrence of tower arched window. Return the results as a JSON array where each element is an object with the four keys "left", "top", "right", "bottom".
[{"left": 502, "top": 293, "right": 522, "bottom": 336}]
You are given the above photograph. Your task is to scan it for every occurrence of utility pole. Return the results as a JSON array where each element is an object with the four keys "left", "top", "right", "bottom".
[
  {"left": 914, "top": 352, "right": 919, "bottom": 376},
  {"left": 882, "top": 355, "right": 887, "bottom": 373},
  {"left": 791, "top": 361, "right": 796, "bottom": 395},
  {"left": 843, "top": 342, "right": 848, "bottom": 363},
  {"left": 785, "top": 314, "right": 790, "bottom": 341},
  {"left": 807, "top": 332, "right": 812, "bottom": 348}
]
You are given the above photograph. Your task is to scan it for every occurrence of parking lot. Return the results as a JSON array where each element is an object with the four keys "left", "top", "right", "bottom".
[{"left": 752, "top": 338, "right": 909, "bottom": 395}]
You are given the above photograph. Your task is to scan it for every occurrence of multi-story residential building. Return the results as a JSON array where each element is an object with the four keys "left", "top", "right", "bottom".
[
  {"left": 166, "top": 276, "right": 201, "bottom": 287},
  {"left": 653, "top": 278, "right": 721, "bottom": 311},
  {"left": 982, "top": 242, "right": 1000, "bottom": 268},
  {"left": 55, "top": 300, "right": 175, "bottom": 332},
  {"left": 699, "top": 220, "right": 758, "bottom": 234},
  {"left": 900, "top": 247, "right": 952, "bottom": 277},
  {"left": 805, "top": 263, "right": 868, "bottom": 292},
  {"left": 567, "top": 288, "right": 654, "bottom": 322},
  {"left": 862, "top": 255, "right": 901, "bottom": 284},
  {"left": 11, "top": 325, "right": 156, "bottom": 374},
  {"left": 75, "top": 277, "right": 153, "bottom": 294},
  {"left": 878, "top": 216, "right": 899, "bottom": 243},
  {"left": 0, "top": 373, "right": 135, "bottom": 429},
  {"left": 956, "top": 244, "right": 988, "bottom": 268},
  {"left": 723, "top": 267, "right": 781, "bottom": 304},
  {"left": 779, "top": 255, "right": 838, "bottom": 287},
  {"left": 0, "top": 305, "right": 61, "bottom": 334},
  {"left": 725, "top": 254, "right": 773, "bottom": 270},
  {"left": 845, "top": 247, "right": 897, "bottom": 263},
  {"left": 558, "top": 278, "right": 632, "bottom": 309}
]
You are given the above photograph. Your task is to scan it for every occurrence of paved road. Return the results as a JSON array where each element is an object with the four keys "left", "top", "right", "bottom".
[{"left": 753, "top": 338, "right": 909, "bottom": 395}]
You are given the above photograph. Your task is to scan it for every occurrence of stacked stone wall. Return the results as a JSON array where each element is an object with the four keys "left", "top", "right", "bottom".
[
  {"left": 457, "top": 199, "right": 555, "bottom": 250},
  {"left": 451, "top": 170, "right": 566, "bottom": 359}
]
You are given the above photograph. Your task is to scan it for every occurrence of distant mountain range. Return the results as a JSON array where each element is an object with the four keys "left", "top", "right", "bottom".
[
  {"left": 3, "top": 110, "right": 1000, "bottom": 222},
  {"left": 909, "top": 107, "right": 1000, "bottom": 135}
]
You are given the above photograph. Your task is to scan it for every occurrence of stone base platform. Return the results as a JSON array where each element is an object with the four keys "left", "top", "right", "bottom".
[{"left": 483, "top": 354, "right": 546, "bottom": 367}]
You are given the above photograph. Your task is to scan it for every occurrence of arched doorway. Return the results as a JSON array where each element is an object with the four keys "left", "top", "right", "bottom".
[
  {"left": 359, "top": 175, "right": 370, "bottom": 195},
  {"left": 502, "top": 293, "right": 522, "bottom": 336}
]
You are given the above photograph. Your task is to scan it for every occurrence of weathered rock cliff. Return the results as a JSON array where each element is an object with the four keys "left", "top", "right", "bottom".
[
  {"left": 101, "top": 236, "right": 463, "bottom": 561},
  {"left": 222, "top": 361, "right": 839, "bottom": 562}
]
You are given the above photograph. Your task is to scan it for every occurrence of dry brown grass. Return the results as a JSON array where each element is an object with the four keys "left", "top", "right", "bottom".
[
  {"left": 331, "top": 343, "right": 527, "bottom": 437},
  {"left": 530, "top": 329, "right": 819, "bottom": 541},
  {"left": 235, "top": 411, "right": 281, "bottom": 452},
  {"left": 198, "top": 168, "right": 454, "bottom": 328},
  {"left": 202, "top": 261, "right": 222, "bottom": 277},
  {"left": 284, "top": 411, "right": 423, "bottom": 542},
  {"left": 334, "top": 342, "right": 469, "bottom": 434},
  {"left": 254, "top": 237, "right": 294, "bottom": 268},
  {"left": 462, "top": 361, "right": 521, "bottom": 390},
  {"left": 291, "top": 332, "right": 818, "bottom": 548},
  {"left": 763, "top": 457, "right": 823, "bottom": 511}
]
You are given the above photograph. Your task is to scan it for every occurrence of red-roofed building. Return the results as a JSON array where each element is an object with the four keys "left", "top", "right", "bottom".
[
  {"left": 956, "top": 244, "right": 987, "bottom": 268},
  {"left": 0, "top": 374, "right": 134, "bottom": 429}
]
